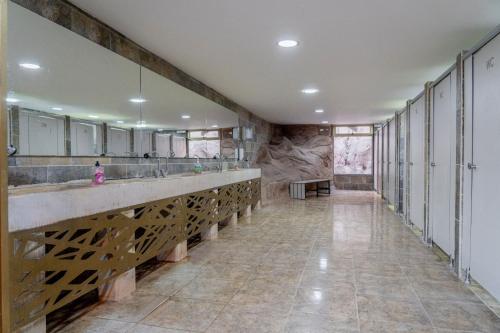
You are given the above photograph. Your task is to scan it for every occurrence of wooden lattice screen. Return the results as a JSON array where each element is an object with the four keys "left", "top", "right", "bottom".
[{"left": 9, "top": 178, "right": 261, "bottom": 329}]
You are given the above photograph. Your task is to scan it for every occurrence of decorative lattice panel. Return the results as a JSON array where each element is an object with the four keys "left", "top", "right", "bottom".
[
  {"left": 236, "top": 181, "right": 252, "bottom": 212},
  {"left": 185, "top": 189, "right": 218, "bottom": 238},
  {"left": 8, "top": 178, "right": 261, "bottom": 330},
  {"left": 10, "top": 196, "right": 184, "bottom": 329},
  {"left": 217, "top": 183, "right": 238, "bottom": 221},
  {"left": 250, "top": 178, "right": 261, "bottom": 205}
]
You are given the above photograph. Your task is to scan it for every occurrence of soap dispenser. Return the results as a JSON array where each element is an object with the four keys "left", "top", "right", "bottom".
[{"left": 93, "top": 161, "right": 105, "bottom": 185}]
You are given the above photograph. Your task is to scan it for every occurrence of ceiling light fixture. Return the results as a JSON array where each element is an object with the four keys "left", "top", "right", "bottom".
[
  {"left": 315, "top": 109, "right": 324, "bottom": 113},
  {"left": 19, "top": 63, "right": 41, "bottom": 70},
  {"left": 302, "top": 88, "right": 319, "bottom": 94},
  {"left": 136, "top": 121, "right": 147, "bottom": 128},
  {"left": 51, "top": 107, "right": 63, "bottom": 111},
  {"left": 277, "top": 40, "right": 299, "bottom": 48},
  {"left": 211, "top": 124, "right": 218, "bottom": 128},
  {"left": 129, "top": 98, "right": 146, "bottom": 103},
  {"left": 181, "top": 115, "right": 191, "bottom": 119},
  {"left": 89, "top": 115, "right": 99, "bottom": 119},
  {"left": 116, "top": 120, "right": 124, "bottom": 124},
  {"left": 321, "top": 120, "right": 329, "bottom": 124},
  {"left": 5, "top": 97, "right": 20, "bottom": 103}
]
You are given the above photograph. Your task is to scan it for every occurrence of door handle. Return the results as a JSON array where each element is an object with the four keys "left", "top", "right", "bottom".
[
  {"left": 409, "top": 162, "right": 414, "bottom": 166},
  {"left": 467, "top": 162, "right": 477, "bottom": 170},
  {"left": 431, "top": 162, "right": 436, "bottom": 167}
]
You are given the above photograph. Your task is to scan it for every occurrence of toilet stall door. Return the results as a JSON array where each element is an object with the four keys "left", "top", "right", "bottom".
[
  {"left": 388, "top": 118, "right": 396, "bottom": 205},
  {"left": 374, "top": 130, "right": 379, "bottom": 192},
  {"left": 376, "top": 129, "right": 383, "bottom": 194},
  {"left": 409, "top": 96, "right": 425, "bottom": 230},
  {"left": 383, "top": 125, "right": 389, "bottom": 199},
  {"left": 430, "top": 73, "right": 456, "bottom": 256},
  {"left": 470, "top": 34, "right": 500, "bottom": 301}
]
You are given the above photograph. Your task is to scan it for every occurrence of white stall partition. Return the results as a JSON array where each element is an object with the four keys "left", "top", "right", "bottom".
[
  {"left": 398, "top": 110, "right": 407, "bottom": 216},
  {"left": 388, "top": 117, "right": 397, "bottom": 206},
  {"left": 429, "top": 68, "right": 457, "bottom": 256},
  {"left": 377, "top": 128, "right": 383, "bottom": 194},
  {"left": 464, "top": 32, "right": 500, "bottom": 301},
  {"left": 408, "top": 94, "right": 425, "bottom": 231},
  {"left": 382, "top": 124, "right": 389, "bottom": 199},
  {"left": 374, "top": 128, "right": 379, "bottom": 192}
]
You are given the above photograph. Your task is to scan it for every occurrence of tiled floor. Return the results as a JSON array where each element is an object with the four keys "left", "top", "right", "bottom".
[{"left": 56, "top": 191, "right": 500, "bottom": 333}]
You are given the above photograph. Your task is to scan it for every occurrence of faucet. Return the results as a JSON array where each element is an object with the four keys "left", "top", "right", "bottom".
[
  {"left": 154, "top": 157, "right": 166, "bottom": 178},
  {"left": 214, "top": 153, "right": 225, "bottom": 173}
]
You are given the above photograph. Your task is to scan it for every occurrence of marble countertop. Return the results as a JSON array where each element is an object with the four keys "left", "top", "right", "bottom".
[{"left": 8, "top": 168, "right": 261, "bottom": 232}]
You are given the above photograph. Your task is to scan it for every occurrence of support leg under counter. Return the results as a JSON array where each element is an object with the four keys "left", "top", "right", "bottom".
[
  {"left": 201, "top": 223, "right": 218, "bottom": 240},
  {"left": 229, "top": 212, "right": 238, "bottom": 226},
  {"left": 98, "top": 268, "right": 136, "bottom": 302},
  {"left": 157, "top": 240, "right": 188, "bottom": 262},
  {"left": 16, "top": 316, "right": 46, "bottom": 333}
]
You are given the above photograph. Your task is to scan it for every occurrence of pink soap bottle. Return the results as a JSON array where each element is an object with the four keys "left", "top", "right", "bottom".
[{"left": 94, "top": 161, "right": 105, "bottom": 185}]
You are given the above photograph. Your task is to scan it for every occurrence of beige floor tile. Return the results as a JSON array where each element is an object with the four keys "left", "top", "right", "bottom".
[
  {"left": 359, "top": 320, "right": 435, "bottom": 333},
  {"left": 85, "top": 293, "right": 168, "bottom": 323},
  {"left": 284, "top": 311, "right": 359, "bottom": 332},
  {"left": 175, "top": 277, "right": 244, "bottom": 302},
  {"left": 141, "top": 298, "right": 224, "bottom": 331},
  {"left": 293, "top": 286, "right": 357, "bottom": 322},
  {"left": 127, "top": 323, "right": 191, "bottom": 333},
  {"left": 357, "top": 295, "right": 431, "bottom": 327},
  {"left": 423, "top": 300, "right": 500, "bottom": 332},
  {"left": 58, "top": 317, "right": 135, "bottom": 333}
]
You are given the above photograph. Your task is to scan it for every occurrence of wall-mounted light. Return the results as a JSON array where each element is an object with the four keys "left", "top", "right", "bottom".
[
  {"left": 315, "top": 109, "right": 324, "bottom": 113},
  {"left": 5, "top": 97, "right": 20, "bottom": 103},
  {"left": 321, "top": 120, "right": 329, "bottom": 124},
  {"left": 89, "top": 115, "right": 99, "bottom": 119},
  {"left": 116, "top": 120, "right": 124, "bottom": 124},
  {"left": 181, "top": 115, "right": 191, "bottom": 119},
  {"left": 51, "top": 107, "right": 63, "bottom": 111}
]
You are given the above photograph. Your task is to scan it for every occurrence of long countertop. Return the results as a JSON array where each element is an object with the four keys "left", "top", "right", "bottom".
[{"left": 8, "top": 168, "right": 261, "bottom": 232}]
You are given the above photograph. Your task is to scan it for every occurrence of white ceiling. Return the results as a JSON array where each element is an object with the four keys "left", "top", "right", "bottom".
[{"left": 70, "top": 0, "right": 500, "bottom": 125}]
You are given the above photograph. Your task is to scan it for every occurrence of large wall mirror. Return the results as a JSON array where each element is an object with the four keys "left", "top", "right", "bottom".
[{"left": 6, "top": 2, "right": 239, "bottom": 160}]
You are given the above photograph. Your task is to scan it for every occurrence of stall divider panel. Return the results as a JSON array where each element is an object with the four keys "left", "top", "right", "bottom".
[
  {"left": 388, "top": 118, "right": 397, "bottom": 206},
  {"left": 469, "top": 34, "right": 500, "bottom": 301},
  {"left": 382, "top": 124, "right": 389, "bottom": 199},
  {"left": 409, "top": 96, "right": 425, "bottom": 231},
  {"left": 430, "top": 72, "right": 456, "bottom": 256}
]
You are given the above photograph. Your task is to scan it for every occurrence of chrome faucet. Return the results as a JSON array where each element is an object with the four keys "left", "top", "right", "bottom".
[
  {"left": 154, "top": 157, "right": 166, "bottom": 178},
  {"left": 214, "top": 153, "right": 225, "bottom": 172}
]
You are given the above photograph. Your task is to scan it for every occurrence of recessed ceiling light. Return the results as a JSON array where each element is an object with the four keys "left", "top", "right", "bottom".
[
  {"left": 129, "top": 98, "right": 146, "bottom": 103},
  {"left": 321, "top": 120, "right": 329, "bottom": 124},
  {"left": 51, "top": 107, "right": 63, "bottom": 111},
  {"left": 181, "top": 115, "right": 191, "bottom": 119},
  {"left": 315, "top": 109, "right": 324, "bottom": 113},
  {"left": 211, "top": 124, "right": 218, "bottom": 128},
  {"left": 116, "top": 120, "right": 124, "bottom": 124},
  {"left": 19, "top": 63, "right": 40, "bottom": 70},
  {"left": 302, "top": 88, "right": 319, "bottom": 94},
  {"left": 278, "top": 40, "right": 299, "bottom": 48},
  {"left": 89, "top": 115, "right": 99, "bottom": 119},
  {"left": 5, "top": 97, "right": 20, "bottom": 103}
]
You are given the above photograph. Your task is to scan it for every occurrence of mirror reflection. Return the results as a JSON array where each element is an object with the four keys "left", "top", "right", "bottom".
[{"left": 6, "top": 2, "right": 239, "bottom": 160}]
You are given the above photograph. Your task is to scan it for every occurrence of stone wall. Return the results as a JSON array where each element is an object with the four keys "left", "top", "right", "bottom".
[
  {"left": 333, "top": 175, "right": 373, "bottom": 191},
  {"left": 253, "top": 124, "right": 374, "bottom": 201},
  {"left": 255, "top": 125, "right": 333, "bottom": 202}
]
